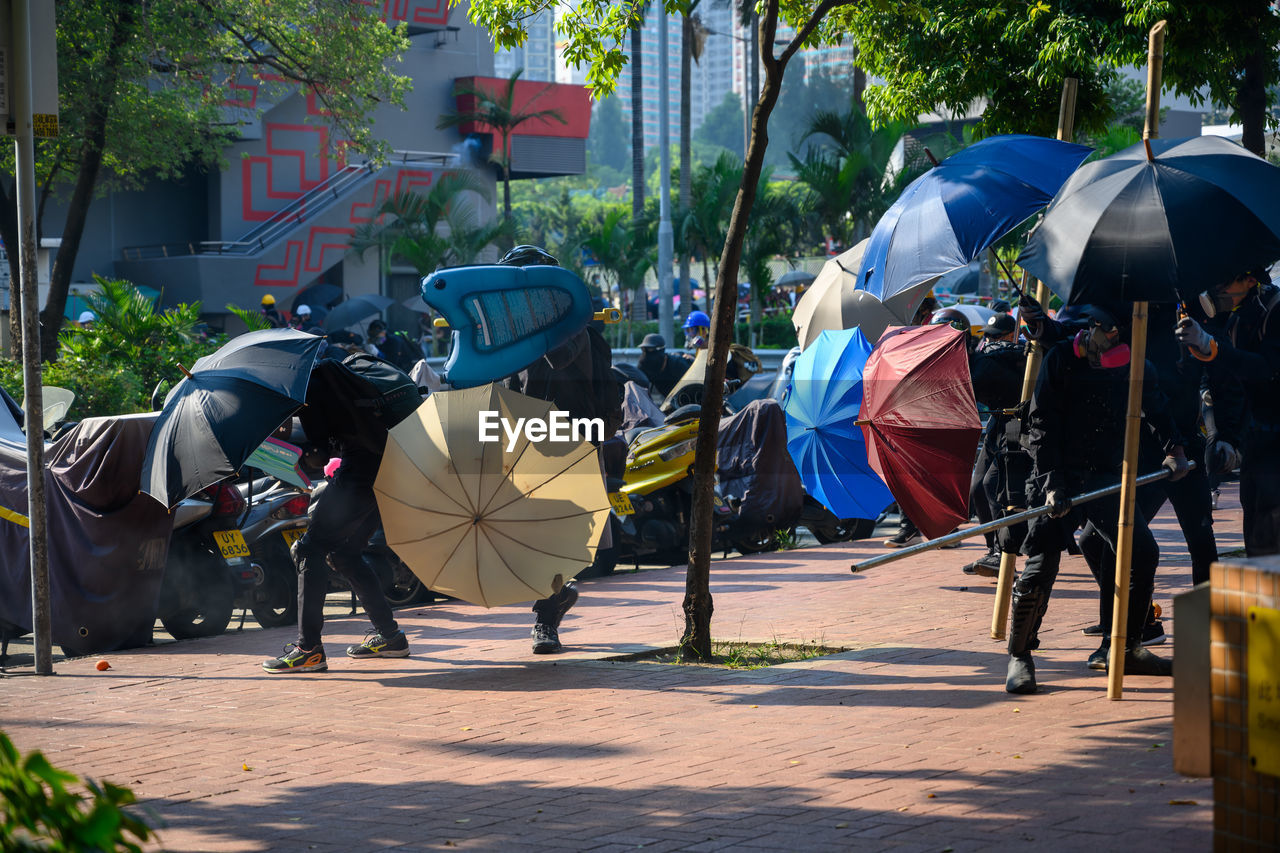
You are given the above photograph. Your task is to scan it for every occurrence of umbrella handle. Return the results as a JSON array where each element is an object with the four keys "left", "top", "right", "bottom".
[{"left": 178, "top": 363, "right": 193, "bottom": 379}]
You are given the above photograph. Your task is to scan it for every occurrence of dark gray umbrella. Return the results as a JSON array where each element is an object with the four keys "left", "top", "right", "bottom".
[
  {"left": 775, "top": 269, "right": 816, "bottom": 288},
  {"left": 140, "top": 329, "right": 324, "bottom": 507},
  {"left": 321, "top": 294, "right": 395, "bottom": 331},
  {"left": 1018, "top": 135, "right": 1280, "bottom": 305}
]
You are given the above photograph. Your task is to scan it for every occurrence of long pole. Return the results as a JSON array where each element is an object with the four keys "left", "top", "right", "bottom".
[
  {"left": 853, "top": 467, "right": 1181, "bottom": 573},
  {"left": 658, "top": 6, "right": 674, "bottom": 347},
  {"left": 13, "top": 0, "right": 52, "bottom": 674},
  {"left": 990, "top": 77, "right": 1078, "bottom": 640},
  {"left": 1108, "top": 20, "right": 1166, "bottom": 699}
]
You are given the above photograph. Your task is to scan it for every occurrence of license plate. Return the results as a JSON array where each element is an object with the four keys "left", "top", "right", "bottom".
[
  {"left": 281, "top": 527, "right": 306, "bottom": 547},
  {"left": 608, "top": 491, "right": 635, "bottom": 516},
  {"left": 214, "top": 528, "right": 250, "bottom": 560}
]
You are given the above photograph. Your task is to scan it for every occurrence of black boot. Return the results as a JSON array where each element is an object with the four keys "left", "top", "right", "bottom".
[
  {"left": 1006, "top": 584, "right": 1049, "bottom": 694},
  {"left": 1119, "top": 644, "right": 1172, "bottom": 676}
]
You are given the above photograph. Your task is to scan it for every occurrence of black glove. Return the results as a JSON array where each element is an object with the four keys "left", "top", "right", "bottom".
[
  {"left": 1018, "top": 292, "right": 1047, "bottom": 322},
  {"left": 1046, "top": 489, "right": 1071, "bottom": 518},
  {"left": 1205, "top": 440, "right": 1241, "bottom": 475},
  {"left": 1162, "top": 446, "right": 1190, "bottom": 482}
]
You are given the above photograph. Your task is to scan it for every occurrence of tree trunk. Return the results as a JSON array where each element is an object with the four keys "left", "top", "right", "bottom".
[
  {"left": 853, "top": 49, "right": 866, "bottom": 112},
  {"left": 678, "top": 13, "right": 693, "bottom": 321},
  {"left": 1239, "top": 47, "right": 1266, "bottom": 156},
  {"left": 0, "top": 180, "right": 22, "bottom": 358},
  {"left": 40, "top": 2, "right": 135, "bottom": 361},
  {"left": 683, "top": 1, "right": 789, "bottom": 660},
  {"left": 630, "top": 21, "right": 645, "bottom": 220}
]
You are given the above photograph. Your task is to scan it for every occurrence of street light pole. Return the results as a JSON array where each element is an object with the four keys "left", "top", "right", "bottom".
[{"left": 657, "top": 6, "right": 674, "bottom": 346}]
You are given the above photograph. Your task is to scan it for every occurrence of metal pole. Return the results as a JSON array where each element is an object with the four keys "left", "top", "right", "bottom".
[
  {"left": 990, "top": 76, "right": 1078, "bottom": 640},
  {"left": 852, "top": 467, "right": 1180, "bottom": 574},
  {"left": 13, "top": 0, "right": 52, "bottom": 674},
  {"left": 657, "top": 5, "right": 674, "bottom": 348}
]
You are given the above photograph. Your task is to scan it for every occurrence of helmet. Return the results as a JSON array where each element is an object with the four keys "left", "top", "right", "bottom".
[
  {"left": 367, "top": 319, "right": 387, "bottom": 335},
  {"left": 261, "top": 293, "right": 276, "bottom": 307},
  {"left": 683, "top": 310, "right": 711, "bottom": 330},
  {"left": 640, "top": 333, "right": 666, "bottom": 351},
  {"left": 296, "top": 304, "right": 311, "bottom": 317},
  {"left": 78, "top": 311, "right": 95, "bottom": 324},
  {"left": 929, "top": 307, "right": 971, "bottom": 333},
  {"left": 498, "top": 245, "right": 559, "bottom": 267}
]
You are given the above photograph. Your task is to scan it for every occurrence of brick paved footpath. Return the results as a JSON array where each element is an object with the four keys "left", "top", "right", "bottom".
[{"left": 1, "top": 484, "right": 1241, "bottom": 852}]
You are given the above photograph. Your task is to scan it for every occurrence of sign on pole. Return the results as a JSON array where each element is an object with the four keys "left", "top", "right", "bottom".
[{"left": 0, "top": 0, "right": 58, "bottom": 137}]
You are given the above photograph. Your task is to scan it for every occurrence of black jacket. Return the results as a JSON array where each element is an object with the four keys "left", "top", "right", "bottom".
[{"left": 1208, "top": 286, "right": 1280, "bottom": 428}]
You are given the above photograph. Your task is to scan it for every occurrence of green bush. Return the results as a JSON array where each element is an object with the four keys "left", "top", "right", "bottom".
[
  {"left": 0, "top": 730, "right": 154, "bottom": 852},
  {"left": 0, "top": 359, "right": 146, "bottom": 421}
]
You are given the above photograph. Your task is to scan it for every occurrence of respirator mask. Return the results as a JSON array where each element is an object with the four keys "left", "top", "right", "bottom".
[
  {"left": 1073, "top": 324, "right": 1130, "bottom": 369},
  {"left": 1198, "top": 287, "right": 1237, "bottom": 319}
]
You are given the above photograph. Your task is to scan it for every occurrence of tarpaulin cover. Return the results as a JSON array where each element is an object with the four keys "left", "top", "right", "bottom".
[
  {"left": 717, "top": 398, "right": 804, "bottom": 529},
  {"left": 859, "top": 324, "right": 982, "bottom": 540},
  {"left": 0, "top": 412, "right": 171, "bottom": 655}
]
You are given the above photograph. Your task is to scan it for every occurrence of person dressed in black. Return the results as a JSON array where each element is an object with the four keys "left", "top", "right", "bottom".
[
  {"left": 637, "top": 333, "right": 694, "bottom": 398},
  {"left": 260, "top": 293, "right": 284, "bottom": 328},
  {"left": 1176, "top": 267, "right": 1280, "bottom": 556},
  {"left": 963, "top": 312, "right": 1028, "bottom": 576},
  {"left": 367, "top": 319, "right": 420, "bottom": 373},
  {"left": 261, "top": 356, "right": 413, "bottom": 673},
  {"left": 501, "top": 245, "right": 624, "bottom": 654},
  {"left": 1007, "top": 305, "right": 1178, "bottom": 694}
]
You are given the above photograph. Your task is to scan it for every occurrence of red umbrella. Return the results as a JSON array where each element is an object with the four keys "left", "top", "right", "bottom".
[{"left": 857, "top": 324, "right": 981, "bottom": 540}]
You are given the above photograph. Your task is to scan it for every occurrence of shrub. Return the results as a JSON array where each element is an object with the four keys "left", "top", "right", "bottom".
[
  {"left": 0, "top": 730, "right": 154, "bottom": 852},
  {"left": 0, "top": 359, "right": 146, "bottom": 421}
]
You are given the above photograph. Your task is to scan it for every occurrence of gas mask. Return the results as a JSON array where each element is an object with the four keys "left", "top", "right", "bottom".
[
  {"left": 1198, "top": 287, "right": 1237, "bottom": 319},
  {"left": 1073, "top": 325, "right": 1130, "bottom": 369}
]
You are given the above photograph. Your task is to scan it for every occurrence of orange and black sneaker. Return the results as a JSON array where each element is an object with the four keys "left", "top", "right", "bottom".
[{"left": 262, "top": 643, "right": 327, "bottom": 673}]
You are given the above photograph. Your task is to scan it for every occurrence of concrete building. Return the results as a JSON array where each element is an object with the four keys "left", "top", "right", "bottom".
[{"left": 33, "top": 2, "right": 590, "bottom": 334}]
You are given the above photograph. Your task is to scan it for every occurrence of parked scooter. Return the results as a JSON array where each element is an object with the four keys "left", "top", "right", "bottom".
[
  {"left": 235, "top": 476, "right": 310, "bottom": 628},
  {"left": 158, "top": 482, "right": 245, "bottom": 639}
]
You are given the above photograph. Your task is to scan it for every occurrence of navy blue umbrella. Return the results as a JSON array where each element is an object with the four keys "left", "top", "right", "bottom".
[
  {"left": 1018, "top": 135, "right": 1280, "bottom": 305},
  {"left": 783, "top": 328, "right": 894, "bottom": 520},
  {"left": 858, "top": 134, "right": 1093, "bottom": 322}
]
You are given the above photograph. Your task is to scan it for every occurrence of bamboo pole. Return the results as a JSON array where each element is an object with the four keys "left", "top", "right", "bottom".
[
  {"left": 991, "top": 77, "right": 1078, "bottom": 640},
  {"left": 1107, "top": 19, "right": 1167, "bottom": 699}
]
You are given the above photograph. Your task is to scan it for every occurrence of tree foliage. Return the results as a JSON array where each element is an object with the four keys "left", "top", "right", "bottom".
[{"left": 0, "top": 0, "right": 412, "bottom": 360}]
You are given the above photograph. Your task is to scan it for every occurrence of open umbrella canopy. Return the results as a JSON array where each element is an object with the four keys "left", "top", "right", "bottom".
[
  {"left": 775, "top": 269, "right": 817, "bottom": 288},
  {"left": 858, "top": 323, "right": 982, "bottom": 540},
  {"left": 375, "top": 383, "right": 610, "bottom": 607},
  {"left": 1018, "top": 135, "right": 1280, "bottom": 305},
  {"left": 784, "top": 328, "right": 894, "bottom": 520},
  {"left": 859, "top": 134, "right": 1093, "bottom": 322},
  {"left": 141, "top": 329, "right": 324, "bottom": 507},
  {"left": 321, "top": 293, "right": 395, "bottom": 331},
  {"left": 793, "top": 239, "right": 925, "bottom": 348}
]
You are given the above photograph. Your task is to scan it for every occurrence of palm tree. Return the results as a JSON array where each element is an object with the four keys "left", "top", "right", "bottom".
[
  {"left": 681, "top": 152, "right": 743, "bottom": 310},
  {"left": 629, "top": 2, "right": 647, "bottom": 224},
  {"left": 581, "top": 205, "right": 654, "bottom": 346},
  {"left": 678, "top": 6, "right": 709, "bottom": 321},
  {"left": 348, "top": 171, "right": 507, "bottom": 276},
  {"left": 438, "top": 70, "right": 567, "bottom": 222}
]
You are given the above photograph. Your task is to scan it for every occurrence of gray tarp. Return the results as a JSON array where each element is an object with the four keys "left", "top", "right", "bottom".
[
  {"left": 716, "top": 399, "right": 804, "bottom": 529},
  {"left": 0, "top": 412, "right": 171, "bottom": 656}
]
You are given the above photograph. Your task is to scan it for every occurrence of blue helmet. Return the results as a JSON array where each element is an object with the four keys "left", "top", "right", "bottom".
[{"left": 683, "top": 310, "right": 710, "bottom": 330}]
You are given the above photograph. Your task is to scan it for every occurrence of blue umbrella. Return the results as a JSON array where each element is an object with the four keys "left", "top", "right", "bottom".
[
  {"left": 783, "top": 328, "right": 894, "bottom": 520},
  {"left": 858, "top": 134, "right": 1093, "bottom": 323}
]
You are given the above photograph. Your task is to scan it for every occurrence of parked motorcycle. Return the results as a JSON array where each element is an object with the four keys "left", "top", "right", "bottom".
[
  {"left": 158, "top": 482, "right": 244, "bottom": 639},
  {"left": 235, "top": 476, "right": 310, "bottom": 628}
]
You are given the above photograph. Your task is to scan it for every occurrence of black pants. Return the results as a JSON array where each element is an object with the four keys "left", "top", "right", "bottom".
[
  {"left": 970, "top": 440, "right": 995, "bottom": 550},
  {"left": 1079, "top": 483, "right": 1164, "bottom": 629},
  {"left": 296, "top": 457, "right": 399, "bottom": 650},
  {"left": 1020, "top": 478, "right": 1159, "bottom": 647},
  {"left": 1242, "top": 429, "right": 1280, "bottom": 557}
]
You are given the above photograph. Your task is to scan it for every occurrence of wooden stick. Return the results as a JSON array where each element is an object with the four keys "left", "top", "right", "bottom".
[
  {"left": 1108, "top": 19, "right": 1167, "bottom": 700},
  {"left": 991, "top": 76, "right": 1078, "bottom": 640},
  {"left": 178, "top": 363, "right": 193, "bottom": 379}
]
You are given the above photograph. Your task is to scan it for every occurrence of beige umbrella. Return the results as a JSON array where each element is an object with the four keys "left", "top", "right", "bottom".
[
  {"left": 793, "top": 240, "right": 869, "bottom": 350},
  {"left": 374, "top": 383, "right": 610, "bottom": 607}
]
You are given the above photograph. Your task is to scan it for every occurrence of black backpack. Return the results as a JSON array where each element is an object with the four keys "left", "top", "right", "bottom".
[
  {"left": 301, "top": 353, "right": 422, "bottom": 455},
  {"left": 337, "top": 352, "right": 422, "bottom": 430}
]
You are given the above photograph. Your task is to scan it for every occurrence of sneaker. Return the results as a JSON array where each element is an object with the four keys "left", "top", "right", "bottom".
[
  {"left": 1141, "top": 619, "right": 1166, "bottom": 646},
  {"left": 963, "top": 551, "right": 1003, "bottom": 577},
  {"left": 1082, "top": 623, "right": 1105, "bottom": 636},
  {"left": 1087, "top": 640, "right": 1110, "bottom": 670},
  {"left": 262, "top": 643, "right": 327, "bottom": 674},
  {"left": 531, "top": 623, "right": 561, "bottom": 654},
  {"left": 883, "top": 528, "right": 922, "bottom": 548},
  {"left": 347, "top": 630, "right": 410, "bottom": 659}
]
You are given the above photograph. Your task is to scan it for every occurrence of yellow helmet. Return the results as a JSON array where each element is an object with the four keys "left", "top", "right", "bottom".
[{"left": 261, "top": 293, "right": 276, "bottom": 307}]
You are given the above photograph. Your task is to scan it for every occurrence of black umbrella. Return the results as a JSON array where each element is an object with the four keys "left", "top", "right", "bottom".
[
  {"left": 1017, "top": 135, "right": 1280, "bottom": 305},
  {"left": 321, "top": 293, "right": 395, "bottom": 332},
  {"left": 775, "top": 269, "right": 816, "bottom": 288},
  {"left": 292, "top": 283, "right": 343, "bottom": 313},
  {"left": 141, "top": 329, "right": 324, "bottom": 508}
]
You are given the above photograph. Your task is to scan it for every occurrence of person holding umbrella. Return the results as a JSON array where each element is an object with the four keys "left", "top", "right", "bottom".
[
  {"left": 261, "top": 356, "right": 418, "bottom": 673},
  {"left": 1007, "top": 305, "right": 1181, "bottom": 694},
  {"left": 500, "top": 244, "right": 623, "bottom": 654},
  {"left": 1175, "top": 267, "right": 1280, "bottom": 556}
]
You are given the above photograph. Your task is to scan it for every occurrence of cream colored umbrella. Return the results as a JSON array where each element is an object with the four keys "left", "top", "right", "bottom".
[
  {"left": 793, "top": 240, "right": 869, "bottom": 350},
  {"left": 374, "top": 383, "right": 610, "bottom": 607}
]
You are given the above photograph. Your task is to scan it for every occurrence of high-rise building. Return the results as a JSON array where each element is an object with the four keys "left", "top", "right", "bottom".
[{"left": 494, "top": 8, "right": 556, "bottom": 82}]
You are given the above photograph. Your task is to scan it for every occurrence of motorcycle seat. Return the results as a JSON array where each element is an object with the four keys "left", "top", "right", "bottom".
[{"left": 666, "top": 404, "right": 702, "bottom": 425}]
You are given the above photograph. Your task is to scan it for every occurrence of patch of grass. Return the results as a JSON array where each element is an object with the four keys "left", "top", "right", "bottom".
[
  {"left": 610, "top": 639, "right": 847, "bottom": 669},
  {"left": 773, "top": 528, "right": 801, "bottom": 551}
]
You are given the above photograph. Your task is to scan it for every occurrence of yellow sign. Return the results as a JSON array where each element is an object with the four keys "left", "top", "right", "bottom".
[
  {"left": 33, "top": 113, "right": 57, "bottom": 138},
  {"left": 1248, "top": 605, "right": 1280, "bottom": 777},
  {"left": 608, "top": 491, "right": 635, "bottom": 516},
  {"left": 214, "top": 528, "right": 250, "bottom": 561},
  {"left": 281, "top": 527, "right": 306, "bottom": 547}
]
